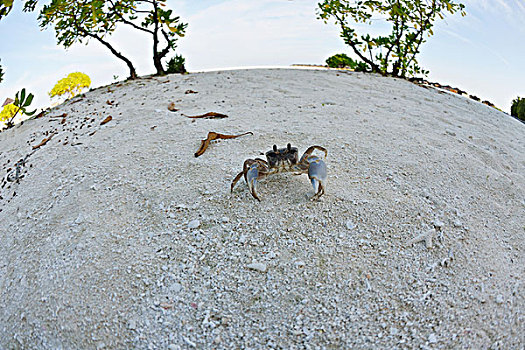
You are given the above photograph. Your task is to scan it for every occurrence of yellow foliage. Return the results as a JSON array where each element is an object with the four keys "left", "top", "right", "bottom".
[
  {"left": 49, "top": 72, "right": 91, "bottom": 99},
  {"left": 0, "top": 103, "right": 20, "bottom": 123}
]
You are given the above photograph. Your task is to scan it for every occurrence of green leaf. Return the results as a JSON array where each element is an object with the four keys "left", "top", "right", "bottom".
[{"left": 23, "top": 93, "right": 34, "bottom": 107}]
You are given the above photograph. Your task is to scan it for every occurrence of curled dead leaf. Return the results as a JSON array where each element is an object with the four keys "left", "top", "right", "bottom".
[
  {"left": 185, "top": 90, "right": 198, "bottom": 94},
  {"left": 194, "top": 131, "right": 253, "bottom": 158}
]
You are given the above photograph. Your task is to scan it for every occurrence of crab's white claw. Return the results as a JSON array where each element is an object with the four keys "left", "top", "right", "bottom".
[
  {"left": 308, "top": 157, "right": 327, "bottom": 200},
  {"left": 245, "top": 164, "right": 261, "bottom": 201}
]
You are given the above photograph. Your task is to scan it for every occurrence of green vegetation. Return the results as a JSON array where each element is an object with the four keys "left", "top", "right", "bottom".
[
  {"left": 39, "top": 0, "right": 187, "bottom": 79},
  {"left": 0, "top": 88, "right": 36, "bottom": 128},
  {"left": 318, "top": 0, "right": 465, "bottom": 77},
  {"left": 0, "top": 0, "right": 37, "bottom": 19},
  {"left": 511, "top": 97, "right": 525, "bottom": 122},
  {"left": 165, "top": 54, "right": 186, "bottom": 74},
  {"left": 326, "top": 53, "right": 368, "bottom": 71},
  {"left": 49, "top": 72, "right": 91, "bottom": 100},
  {"left": 326, "top": 53, "right": 353, "bottom": 68},
  {"left": 0, "top": 59, "right": 4, "bottom": 83},
  {"left": 0, "top": 0, "right": 15, "bottom": 19}
]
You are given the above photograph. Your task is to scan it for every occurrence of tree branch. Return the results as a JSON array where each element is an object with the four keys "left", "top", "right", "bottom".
[
  {"left": 107, "top": 0, "right": 154, "bottom": 34},
  {"left": 334, "top": 12, "right": 380, "bottom": 73}
]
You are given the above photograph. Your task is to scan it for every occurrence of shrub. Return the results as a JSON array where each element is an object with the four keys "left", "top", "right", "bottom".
[
  {"left": 326, "top": 54, "right": 370, "bottom": 72},
  {"left": 49, "top": 72, "right": 91, "bottom": 100},
  {"left": 326, "top": 53, "right": 353, "bottom": 68},
  {"left": 511, "top": 97, "right": 525, "bottom": 122},
  {"left": 165, "top": 55, "right": 186, "bottom": 74},
  {"left": 0, "top": 88, "right": 36, "bottom": 128}
]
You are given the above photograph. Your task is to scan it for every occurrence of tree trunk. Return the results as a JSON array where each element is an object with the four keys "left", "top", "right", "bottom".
[
  {"left": 152, "top": 0, "right": 165, "bottom": 75},
  {"left": 90, "top": 33, "right": 138, "bottom": 79}
]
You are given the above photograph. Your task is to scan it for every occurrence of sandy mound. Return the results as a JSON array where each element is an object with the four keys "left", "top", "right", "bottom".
[{"left": 1, "top": 68, "right": 523, "bottom": 349}]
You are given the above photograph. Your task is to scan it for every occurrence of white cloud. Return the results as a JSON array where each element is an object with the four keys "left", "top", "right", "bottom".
[{"left": 462, "top": 0, "right": 525, "bottom": 33}]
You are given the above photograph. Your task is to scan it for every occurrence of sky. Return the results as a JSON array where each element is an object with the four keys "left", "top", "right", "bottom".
[{"left": 0, "top": 0, "right": 524, "bottom": 113}]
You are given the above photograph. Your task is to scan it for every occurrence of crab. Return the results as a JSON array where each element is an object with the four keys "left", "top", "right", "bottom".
[{"left": 231, "top": 144, "right": 327, "bottom": 201}]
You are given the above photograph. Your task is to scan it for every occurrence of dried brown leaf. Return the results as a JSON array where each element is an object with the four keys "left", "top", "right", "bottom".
[
  {"left": 49, "top": 113, "right": 68, "bottom": 119},
  {"left": 194, "top": 131, "right": 253, "bottom": 158},
  {"left": 100, "top": 116, "right": 113, "bottom": 125},
  {"left": 167, "top": 102, "right": 178, "bottom": 112},
  {"left": 34, "top": 111, "right": 46, "bottom": 119},
  {"left": 185, "top": 112, "right": 228, "bottom": 119},
  {"left": 185, "top": 90, "right": 198, "bottom": 94}
]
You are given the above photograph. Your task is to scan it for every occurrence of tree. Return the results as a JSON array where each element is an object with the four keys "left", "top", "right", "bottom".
[
  {"left": 318, "top": 0, "right": 466, "bottom": 78},
  {"left": 39, "top": 0, "right": 187, "bottom": 79},
  {"left": 49, "top": 72, "right": 91, "bottom": 101}
]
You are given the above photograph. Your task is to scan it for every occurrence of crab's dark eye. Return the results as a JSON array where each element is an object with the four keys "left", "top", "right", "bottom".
[
  {"left": 287, "top": 143, "right": 291, "bottom": 151},
  {"left": 273, "top": 145, "right": 277, "bottom": 152}
]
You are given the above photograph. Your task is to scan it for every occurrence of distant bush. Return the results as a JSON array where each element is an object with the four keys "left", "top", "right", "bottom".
[
  {"left": 326, "top": 53, "right": 369, "bottom": 72},
  {"left": 511, "top": 97, "right": 525, "bottom": 121},
  {"left": 326, "top": 53, "right": 353, "bottom": 68},
  {"left": 165, "top": 55, "right": 186, "bottom": 74},
  {"left": 49, "top": 72, "right": 91, "bottom": 100}
]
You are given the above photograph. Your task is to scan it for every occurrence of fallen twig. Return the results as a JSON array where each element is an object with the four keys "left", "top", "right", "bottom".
[
  {"left": 195, "top": 131, "right": 253, "bottom": 157},
  {"left": 32, "top": 133, "right": 56, "bottom": 150},
  {"left": 49, "top": 113, "right": 68, "bottom": 119},
  {"left": 185, "top": 112, "right": 228, "bottom": 119}
]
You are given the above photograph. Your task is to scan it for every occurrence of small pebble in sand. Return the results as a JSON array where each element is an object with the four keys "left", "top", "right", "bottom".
[
  {"left": 346, "top": 220, "right": 356, "bottom": 230},
  {"left": 247, "top": 262, "right": 267, "bottom": 273},
  {"left": 188, "top": 220, "right": 200, "bottom": 230}
]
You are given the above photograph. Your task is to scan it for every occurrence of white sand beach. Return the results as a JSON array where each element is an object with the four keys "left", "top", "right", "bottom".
[{"left": 0, "top": 68, "right": 523, "bottom": 348}]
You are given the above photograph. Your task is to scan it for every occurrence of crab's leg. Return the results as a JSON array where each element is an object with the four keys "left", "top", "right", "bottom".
[
  {"left": 230, "top": 170, "right": 244, "bottom": 193},
  {"left": 308, "top": 157, "right": 327, "bottom": 200},
  {"left": 231, "top": 158, "right": 268, "bottom": 194},
  {"left": 299, "top": 145, "right": 327, "bottom": 164},
  {"left": 244, "top": 159, "right": 269, "bottom": 201}
]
